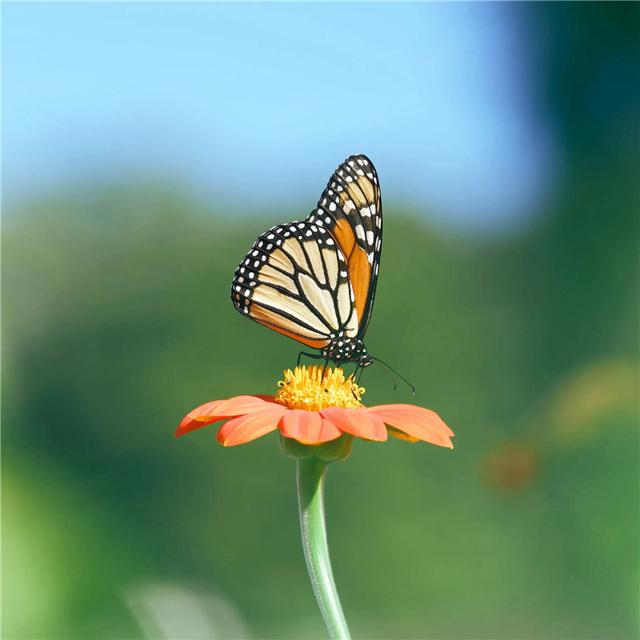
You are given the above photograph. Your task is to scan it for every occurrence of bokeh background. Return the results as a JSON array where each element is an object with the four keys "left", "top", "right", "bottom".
[{"left": 3, "top": 3, "right": 639, "bottom": 639}]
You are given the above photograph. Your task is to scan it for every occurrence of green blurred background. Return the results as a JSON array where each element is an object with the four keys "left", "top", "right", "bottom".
[{"left": 3, "top": 3, "right": 639, "bottom": 639}]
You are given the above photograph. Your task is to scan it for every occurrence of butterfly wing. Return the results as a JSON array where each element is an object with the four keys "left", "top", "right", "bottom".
[
  {"left": 306, "top": 154, "right": 382, "bottom": 338},
  {"left": 231, "top": 221, "right": 359, "bottom": 349}
]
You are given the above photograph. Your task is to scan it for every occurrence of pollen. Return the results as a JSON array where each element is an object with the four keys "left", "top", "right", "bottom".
[{"left": 274, "top": 365, "right": 365, "bottom": 411}]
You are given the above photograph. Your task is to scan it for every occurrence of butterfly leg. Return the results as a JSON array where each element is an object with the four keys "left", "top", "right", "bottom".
[
  {"left": 349, "top": 364, "right": 360, "bottom": 400},
  {"left": 345, "top": 363, "right": 368, "bottom": 399}
]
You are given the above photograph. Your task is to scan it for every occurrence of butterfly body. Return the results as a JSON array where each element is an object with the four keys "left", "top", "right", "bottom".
[
  {"left": 322, "top": 335, "right": 371, "bottom": 367},
  {"left": 231, "top": 154, "right": 382, "bottom": 368}
]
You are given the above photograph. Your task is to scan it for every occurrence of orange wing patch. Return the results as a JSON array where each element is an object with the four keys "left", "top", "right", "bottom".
[
  {"left": 331, "top": 218, "right": 371, "bottom": 323},
  {"left": 265, "top": 324, "right": 328, "bottom": 349},
  {"left": 250, "top": 304, "right": 329, "bottom": 349},
  {"left": 347, "top": 245, "right": 372, "bottom": 323},
  {"left": 332, "top": 218, "right": 356, "bottom": 257}
]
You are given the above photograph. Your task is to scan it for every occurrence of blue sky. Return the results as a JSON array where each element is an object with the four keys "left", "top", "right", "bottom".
[{"left": 3, "top": 2, "right": 557, "bottom": 231}]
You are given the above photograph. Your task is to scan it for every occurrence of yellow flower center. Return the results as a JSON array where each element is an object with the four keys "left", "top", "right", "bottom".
[{"left": 274, "top": 365, "right": 365, "bottom": 411}]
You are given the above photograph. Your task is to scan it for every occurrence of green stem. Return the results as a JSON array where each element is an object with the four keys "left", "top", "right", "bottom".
[{"left": 297, "top": 458, "right": 351, "bottom": 640}]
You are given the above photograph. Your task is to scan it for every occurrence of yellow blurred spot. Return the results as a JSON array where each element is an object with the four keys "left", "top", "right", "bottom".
[{"left": 549, "top": 359, "right": 638, "bottom": 445}]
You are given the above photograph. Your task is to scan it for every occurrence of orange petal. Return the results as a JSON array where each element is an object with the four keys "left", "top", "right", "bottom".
[
  {"left": 217, "top": 407, "right": 286, "bottom": 446},
  {"left": 387, "top": 426, "right": 421, "bottom": 443},
  {"left": 367, "top": 404, "right": 454, "bottom": 449},
  {"left": 255, "top": 395, "right": 278, "bottom": 403},
  {"left": 176, "top": 395, "right": 276, "bottom": 437},
  {"left": 321, "top": 407, "right": 388, "bottom": 442},
  {"left": 279, "top": 410, "right": 342, "bottom": 445}
]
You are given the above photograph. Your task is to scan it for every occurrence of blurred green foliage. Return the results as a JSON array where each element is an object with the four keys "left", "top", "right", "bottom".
[{"left": 3, "top": 165, "right": 638, "bottom": 638}]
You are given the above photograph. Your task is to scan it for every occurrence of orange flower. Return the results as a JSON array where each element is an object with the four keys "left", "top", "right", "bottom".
[{"left": 176, "top": 366, "right": 454, "bottom": 449}]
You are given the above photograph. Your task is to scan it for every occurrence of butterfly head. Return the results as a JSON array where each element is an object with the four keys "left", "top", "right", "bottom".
[{"left": 322, "top": 336, "right": 373, "bottom": 368}]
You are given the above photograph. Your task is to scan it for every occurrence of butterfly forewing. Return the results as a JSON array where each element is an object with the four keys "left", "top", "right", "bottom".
[{"left": 306, "top": 154, "right": 382, "bottom": 336}]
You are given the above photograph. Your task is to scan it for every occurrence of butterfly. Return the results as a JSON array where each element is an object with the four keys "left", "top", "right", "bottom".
[{"left": 231, "top": 154, "right": 382, "bottom": 370}]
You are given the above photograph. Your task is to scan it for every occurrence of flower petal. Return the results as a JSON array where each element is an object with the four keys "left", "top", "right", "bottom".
[
  {"left": 255, "top": 395, "right": 278, "bottom": 403},
  {"left": 367, "top": 404, "right": 454, "bottom": 448},
  {"left": 321, "top": 407, "right": 388, "bottom": 442},
  {"left": 387, "top": 427, "right": 421, "bottom": 443},
  {"left": 176, "top": 395, "right": 276, "bottom": 437},
  {"left": 279, "top": 410, "right": 342, "bottom": 445},
  {"left": 217, "top": 407, "right": 286, "bottom": 446}
]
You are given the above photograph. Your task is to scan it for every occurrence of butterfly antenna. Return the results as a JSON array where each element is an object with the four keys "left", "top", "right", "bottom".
[
  {"left": 370, "top": 356, "right": 416, "bottom": 395},
  {"left": 369, "top": 359, "right": 397, "bottom": 391}
]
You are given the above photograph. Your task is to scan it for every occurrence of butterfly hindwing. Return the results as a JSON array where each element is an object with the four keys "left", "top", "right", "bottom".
[
  {"left": 306, "top": 154, "right": 382, "bottom": 336},
  {"left": 231, "top": 221, "right": 359, "bottom": 349}
]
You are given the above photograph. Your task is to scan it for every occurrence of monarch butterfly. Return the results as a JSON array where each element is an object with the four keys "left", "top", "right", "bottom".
[{"left": 231, "top": 154, "right": 383, "bottom": 371}]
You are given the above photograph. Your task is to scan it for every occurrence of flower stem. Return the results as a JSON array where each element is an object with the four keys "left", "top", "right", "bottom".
[{"left": 296, "top": 458, "right": 351, "bottom": 640}]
